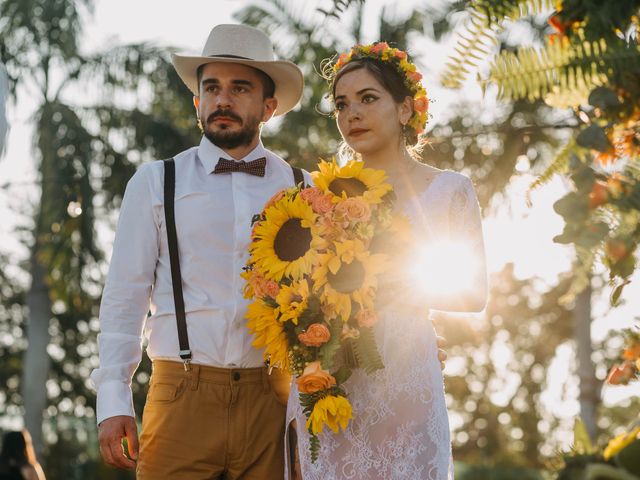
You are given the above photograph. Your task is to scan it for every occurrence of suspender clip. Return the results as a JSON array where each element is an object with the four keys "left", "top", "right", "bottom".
[{"left": 179, "top": 350, "right": 192, "bottom": 371}]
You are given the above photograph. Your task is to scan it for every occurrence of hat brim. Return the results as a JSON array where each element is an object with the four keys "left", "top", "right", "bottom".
[{"left": 171, "top": 53, "right": 303, "bottom": 116}]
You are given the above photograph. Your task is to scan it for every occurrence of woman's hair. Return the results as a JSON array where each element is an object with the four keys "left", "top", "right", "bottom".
[
  {"left": 327, "top": 57, "right": 427, "bottom": 162},
  {"left": 0, "top": 430, "right": 37, "bottom": 467}
]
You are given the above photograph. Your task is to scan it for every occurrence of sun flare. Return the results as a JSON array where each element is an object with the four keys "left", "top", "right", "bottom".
[{"left": 408, "top": 240, "right": 479, "bottom": 297}]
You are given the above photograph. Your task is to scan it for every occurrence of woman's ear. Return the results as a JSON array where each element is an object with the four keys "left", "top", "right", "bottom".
[{"left": 398, "top": 96, "right": 413, "bottom": 126}]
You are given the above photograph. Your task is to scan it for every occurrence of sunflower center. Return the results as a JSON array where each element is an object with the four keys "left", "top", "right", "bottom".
[
  {"left": 274, "top": 218, "right": 312, "bottom": 261},
  {"left": 327, "top": 259, "right": 365, "bottom": 294},
  {"left": 328, "top": 177, "right": 368, "bottom": 198}
]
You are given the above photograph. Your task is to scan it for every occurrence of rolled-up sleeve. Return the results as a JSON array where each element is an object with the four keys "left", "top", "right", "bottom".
[{"left": 90, "top": 164, "right": 160, "bottom": 424}]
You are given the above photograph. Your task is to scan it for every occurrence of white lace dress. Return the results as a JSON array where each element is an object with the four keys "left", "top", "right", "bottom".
[{"left": 285, "top": 171, "right": 487, "bottom": 480}]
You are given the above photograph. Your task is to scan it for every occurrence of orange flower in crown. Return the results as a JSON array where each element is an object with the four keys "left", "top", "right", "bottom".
[{"left": 327, "top": 42, "right": 430, "bottom": 134}]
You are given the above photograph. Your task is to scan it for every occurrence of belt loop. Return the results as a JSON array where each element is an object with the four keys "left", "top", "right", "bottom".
[
  {"left": 189, "top": 363, "right": 200, "bottom": 390},
  {"left": 262, "top": 367, "right": 270, "bottom": 393}
]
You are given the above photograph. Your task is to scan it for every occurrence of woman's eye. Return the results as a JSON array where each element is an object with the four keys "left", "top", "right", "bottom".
[
  {"left": 335, "top": 102, "right": 346, "bottom": 111},
  {"left": 362, "top": 94, "right": 378, "bottom": 103}
]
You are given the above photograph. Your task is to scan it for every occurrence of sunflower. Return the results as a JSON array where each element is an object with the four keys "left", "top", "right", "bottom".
[
  {"left": 275, "top": 278, "right": 310, "bottom": 325},
  {"left": 312, "top": 159, "right": 392, "bottom": 205},
  {"left": 250, "top": 195, "right": 320, "bottom": 282},
  {"left": 306, "top": 394, "right": 353, "bottom": 435},
  {"left": 313, "top": 239, "right": 388, "bottom": 322},
  {"left": 246, "top": 300, "right": 290, "bottom": 370}
]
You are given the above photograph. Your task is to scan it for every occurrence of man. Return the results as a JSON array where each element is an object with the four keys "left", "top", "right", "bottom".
[{"left": 91, "top": 24, "right": 308, "bottom": 479}]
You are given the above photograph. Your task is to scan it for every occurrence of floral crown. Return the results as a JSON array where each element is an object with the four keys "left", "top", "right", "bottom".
[{"left": 329, "top": 42, "right": 429, "bottom": 134}]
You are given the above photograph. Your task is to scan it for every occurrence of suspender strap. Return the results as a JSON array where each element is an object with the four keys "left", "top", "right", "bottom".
[
  {"left": 163, "top": 159, "right": 192, "bottom": 370},
  {"left": 291, "top": 166, "right": 304, "bottom": 187}
]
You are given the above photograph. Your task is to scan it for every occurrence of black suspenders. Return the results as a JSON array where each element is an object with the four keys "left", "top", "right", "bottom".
[{"left": 162, "top": 158, "right": 305, "bottom": 370}]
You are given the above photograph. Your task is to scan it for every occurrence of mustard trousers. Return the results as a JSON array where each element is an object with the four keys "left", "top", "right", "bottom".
[{"left": 137, "top": 360, "right": 291, "bottom": 480}]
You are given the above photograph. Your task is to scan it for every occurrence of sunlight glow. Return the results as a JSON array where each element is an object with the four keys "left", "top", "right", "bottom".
[{"left": 408, "top": 240, "right": 478, "bottom": 296}]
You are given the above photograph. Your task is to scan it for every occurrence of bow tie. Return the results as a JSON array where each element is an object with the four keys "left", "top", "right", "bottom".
[{"left": 213, "top": 157, "right": 267, "bottom": 177}]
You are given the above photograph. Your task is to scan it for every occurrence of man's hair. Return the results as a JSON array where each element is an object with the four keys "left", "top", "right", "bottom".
[{"left": 196, "top": 64, "right": 275, "bottom": 99}]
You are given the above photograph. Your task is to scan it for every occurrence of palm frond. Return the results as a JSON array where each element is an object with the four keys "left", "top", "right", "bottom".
[
  {"left": 442, "top": 0, "right": 554, "bottom": 89},
  {"left": 486, "top": 36, "right": 640, "bottom": 104}
]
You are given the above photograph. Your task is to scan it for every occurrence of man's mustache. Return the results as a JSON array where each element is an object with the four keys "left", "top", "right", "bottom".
[{"left": 207, "top": 110, "right": 243, "bottom": 124}]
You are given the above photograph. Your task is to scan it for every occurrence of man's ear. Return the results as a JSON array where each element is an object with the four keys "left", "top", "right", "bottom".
[{"left": 261, "top": 97, "right": 278, "bottom": 122}]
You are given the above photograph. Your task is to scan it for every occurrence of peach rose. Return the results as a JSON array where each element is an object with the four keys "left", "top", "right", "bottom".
[
  {"left": 263, "top": 280, "right": 280, "bottom": 299},
  {"left": 300, "top": 187, "right": 322, "bottom": 203},
  {"left": 413, "top": 96, "right": 429, "bottom": 113},
  {"left": 334, "top": 198, "right": 371, "bottom": 224},
  {"left": 394, "top": 50, "right": 407, "bottom": 60},
  {"left": 296, "top": 361, "right": 336, "bottom": 394},
  {"left": 298, "top": 323, "right": 331, "bottom": 347},
  {"left": 355, "top": 309, "right": 378, "bottom": 328},
  {"left": 311, "top": 194, "right": 334, "bottom": 215},
  {"left": 341, "top": 324, "right": 360, "bottom": 340},
  {"left": 265, "top": 190, "right": 285, "bottom": 209}
]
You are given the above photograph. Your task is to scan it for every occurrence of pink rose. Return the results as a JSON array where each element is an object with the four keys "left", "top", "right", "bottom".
[
  {"left": 407, "top": 71, "right": 423, "bottom": 83},
  {"left": 394, "top": 50, "right": 407, "bottom": 60},
  {"left": 300, "top": 187, "right": 322, "bottom": 204},
  {"left": 334, "top": 198, "right": 371, "bottom": 224},
  {"left": 263, "top": 280, "right": 280, "bottom": 299},
  {"left": 370, "top": 42, "right": 389, "bottom": 54}
]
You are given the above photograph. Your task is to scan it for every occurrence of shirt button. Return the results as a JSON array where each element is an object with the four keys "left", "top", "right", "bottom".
[{"left": 233, "top": 372, "right": 241, "bottom": 381}]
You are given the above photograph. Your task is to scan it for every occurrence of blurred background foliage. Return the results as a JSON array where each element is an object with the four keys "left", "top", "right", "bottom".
[{"left": 0, "top": 0, "right": 638, "bottom": 478}]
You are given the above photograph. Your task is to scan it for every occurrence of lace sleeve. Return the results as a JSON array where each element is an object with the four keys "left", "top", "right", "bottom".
[{"left": 445, "top": 176, "right": 488, "bottom": 312}]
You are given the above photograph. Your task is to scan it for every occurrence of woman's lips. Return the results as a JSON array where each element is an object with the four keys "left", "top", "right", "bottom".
[{"left": 349, "top": 128, "right": 369, "bottom": 137}]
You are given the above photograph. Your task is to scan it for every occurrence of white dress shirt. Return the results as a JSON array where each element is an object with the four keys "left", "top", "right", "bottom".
[{"left": 90, "top": 136, "right": 311, "bottom": 424}]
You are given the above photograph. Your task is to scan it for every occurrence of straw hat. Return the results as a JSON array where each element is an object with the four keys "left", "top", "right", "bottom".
[{"left": 171, "top": 24, "right": 303, "bottom": 116}]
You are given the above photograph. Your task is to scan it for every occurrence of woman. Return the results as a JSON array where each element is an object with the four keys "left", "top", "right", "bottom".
[
  {"left": 0, "top": 430, "right": 46, "bottom": 480},
  {"left": 285, "top": 43, "right": 488, "bottom": 479}
]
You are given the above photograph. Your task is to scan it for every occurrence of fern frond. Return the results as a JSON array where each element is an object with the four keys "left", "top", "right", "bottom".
[
  {"left": 528, "top": 137, "right": 579, "bottom": 192},
  {"left": 486, "top": 36, "right": 640, "bottom": 105},
  {"left": 352, "top": 327, "right": 384, "bottom": 374}
]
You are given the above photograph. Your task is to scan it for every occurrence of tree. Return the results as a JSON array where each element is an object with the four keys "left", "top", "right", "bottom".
[{"left": 0, "top": 0, "right": 197, "bottom": 465}]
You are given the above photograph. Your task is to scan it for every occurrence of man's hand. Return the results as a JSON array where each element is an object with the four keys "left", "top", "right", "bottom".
[
  {"left": 98, "top": 415, "right": 139, "bottom": 469},
  {"left": 437, "top": 335, "right": 447, "bottom": 370}
]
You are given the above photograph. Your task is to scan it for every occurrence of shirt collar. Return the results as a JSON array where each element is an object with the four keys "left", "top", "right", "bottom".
[{"left": 197, "top": 136, "right": 268, "bottom": 174}]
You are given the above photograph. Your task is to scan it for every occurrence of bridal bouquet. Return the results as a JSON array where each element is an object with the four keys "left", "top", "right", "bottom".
[{"left": 242, "top": 159, "right": 411, "bottom": 460}]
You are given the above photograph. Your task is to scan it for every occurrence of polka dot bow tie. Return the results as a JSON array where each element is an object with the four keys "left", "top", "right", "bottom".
[{"left": 213, "top": 157, "right": 267, "bottom": 177}]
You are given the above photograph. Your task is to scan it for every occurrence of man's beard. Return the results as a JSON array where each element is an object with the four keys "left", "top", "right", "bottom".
[{"left": 203, "top": 109, "right": 262, "bottom": 150}]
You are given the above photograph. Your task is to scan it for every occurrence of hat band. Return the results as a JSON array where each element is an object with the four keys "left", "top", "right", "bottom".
[{"left": 208, "top": 54, "right": 252, "bottom": 60}]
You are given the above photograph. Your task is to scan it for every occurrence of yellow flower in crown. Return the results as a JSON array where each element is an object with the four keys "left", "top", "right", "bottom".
[
  {"left": 246, "top": 299, "right": 290, "bottom": 370},
  {"left": 313, "top": 238, "right": 388, "bottom": 322},
  {"left": 312, "top": 159, "right": 392, "bottom": 206},
  {"left": 275, "top": 278, "right": 310, "bottom": 325},
  {"left": 250, "top": 195, "right": 321, "bottom": 281},
  {"left": 306, "top": 395, "right": 353, "bottom": 435}
]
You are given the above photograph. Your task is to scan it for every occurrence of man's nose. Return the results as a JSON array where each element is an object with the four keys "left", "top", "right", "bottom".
[{"left": 215, "top": 89, "right": 233, "bottom": 109}]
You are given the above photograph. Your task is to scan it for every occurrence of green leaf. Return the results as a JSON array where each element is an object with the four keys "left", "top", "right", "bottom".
[
  {"left": 576, "top": 124, "right": 612, "bottom": 153},
  {"left": 332, "top": 365, "right": 353, "bottom": 385},
  {"left": 588, "top": 86, "right": 621, "bottom": 109},
  {"left": 573, "top": 418, "right": 595, "bottom": 455},
  {"left": 318, "top": 319, "right": 344, "bottom": 371},
  {"left": 610, "top": 282, "right": 630, "bottom": 306},
  {"left": 352, "top": 327, "right": 384, "bottom": 374}
]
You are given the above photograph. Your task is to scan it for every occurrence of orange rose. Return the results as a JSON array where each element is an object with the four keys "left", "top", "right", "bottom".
[
  {"left": 370, "top": 42, "right": 389, "bottom": 54},
  {"left": 407, "top": 71, "right": 423, "bottom": 83},
  {"left": 606, "top": 360, "right": 636, "bottom": 385},
  {"left": 588, "top": 180, "right": 609, "bottom": 208},
  {"left": 298, "top": 323, "right": 331, "bottom": 347},
  {"left": 623, "top": 343, "right": 640, "bottom": 361},
  {"left": 296, "top": 361, "right": 336, "bottom": 394},
  {"left": 334, "top": 198, "right": 371, "bottom": 224},
  {"left": 413, "top": 96, "right": 429, "bottom": 113},
  {"left": 394, "top": 50, "right": 407, "bottom": 60},
  {"left": 355, "top": 309, "right": 378, "bottom": 328}
]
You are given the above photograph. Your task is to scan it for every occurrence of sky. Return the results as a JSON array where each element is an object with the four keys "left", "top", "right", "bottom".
[{"left": 0, "top": 0, "right": 638, "bottom": 415}]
